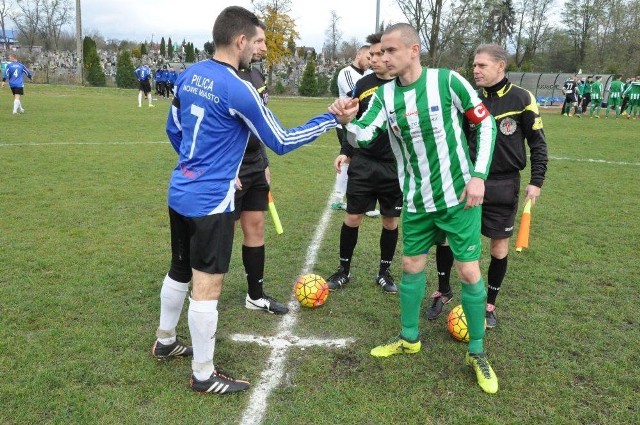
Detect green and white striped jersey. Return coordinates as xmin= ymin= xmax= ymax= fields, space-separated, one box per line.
xmin=346 ymin=67 xmax=496 ymax=213
xmin=591 ymin=81 xmax=604 ymax=100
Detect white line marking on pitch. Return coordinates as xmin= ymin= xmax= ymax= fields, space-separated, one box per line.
xmin=0 ymin=141 xmax=169 ymax=146
xmin=234 ymin=197 xmax=354 ymax=425
xmin=4 ymin=142 xmax=640 ymax=167
xmin=548 ymin=155 xmax=640 ymax=166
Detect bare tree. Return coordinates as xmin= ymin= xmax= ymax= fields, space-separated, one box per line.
xmin=338 ymin=37 xmax=359 ymax=62
xmin=39 ymin=0 xmax=73 ymax=50
xmin=512 ymin=0 xmax=555 ymax=69
xmin=564 ymin=0 xmax=606 ymax=67
xmin=395 ymin=0 xmax=479 ymax=66
xmin=323 ymin=10 xmax=342 ymax=63
xmin=12 ymin=0 xmax=41 ymax=51
xmin=11 ymin=0 xmax=71 ymax=51
xmin=0 ymin=0 xmax=14 ymax=51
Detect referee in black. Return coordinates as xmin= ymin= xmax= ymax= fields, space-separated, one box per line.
xmin=426 ymin=43 xmax=548 ymax=327
xmin=325 ymin=32 xmax=402 ymax=294
xmin=236 ymin=45 xmax=289 ymax=315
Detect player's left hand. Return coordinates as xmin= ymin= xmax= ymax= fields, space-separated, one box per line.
xmin=459 ymin=177 xmax=485 ymax=209
xmin=524 ymin=184 xmax=541 ymax=205
xmin=334 ymin=154 xmax=350 ymax=173
xmin=235 ymin=177 xmax=243 ymax=190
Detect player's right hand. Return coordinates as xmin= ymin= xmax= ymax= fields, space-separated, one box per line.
xmin=329 ymin=98 xmax=359 ymax=125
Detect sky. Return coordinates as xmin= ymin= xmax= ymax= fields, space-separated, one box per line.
xmin=76 ymin=0 xmax=407 ymax=51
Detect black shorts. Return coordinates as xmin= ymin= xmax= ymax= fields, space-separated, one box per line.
xmin=168 ymin=207 xmax=235 ymax=277
xmin=139 ymin=80 xmax=151 ymax=95
xmin=11 ymin=87 xmax=24 ymax=96
xmin=481 ymin=177 xmax=520 ymax=239
xmin=233 ymin=169 xmax=269 ymax=220
xmin=346 ymin=155 xmax=402 ymax=217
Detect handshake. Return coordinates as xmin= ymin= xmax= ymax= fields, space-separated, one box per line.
xmin=328 ymin=98 xmax=359 ymax=125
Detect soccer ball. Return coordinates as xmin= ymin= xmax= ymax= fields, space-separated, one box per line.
xmin=447 ymin=304 xmax=470 ymax=342
xmin=293 ymin=274 xmax=329 ymax=308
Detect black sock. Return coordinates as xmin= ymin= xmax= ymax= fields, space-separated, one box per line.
xmin=339 ymin=223 xmax=358 ymax=274
xmin=487 ymin=255 xmax=508 ymax=305
xmin=435 ymin=244 xmax=454 ymax=294
xmin=379 ymin=227 xmax=398 ymax=274
xmin=243 ymin=245 xmax=265 ymax=300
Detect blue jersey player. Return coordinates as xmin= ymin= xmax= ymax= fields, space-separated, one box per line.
xmin=151 ymin=6 xmax=341 ymax=395
xmin=134 ymin=63 xmax=153 ymax=107
xmin=2 ymin=53 xmax=33 ymax=115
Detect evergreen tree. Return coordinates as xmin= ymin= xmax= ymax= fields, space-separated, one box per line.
xmin=203 ymin=41 xmax=214 ymax=56
xmin=329 ymin=67 xmax=339 ymax=96
xmin=160 ymin=37 xmax=166 ymax=57
xmin=298 ymin=60 xmax=318 ymax=96
xmin=83 ymin=36 xmax=106 ymax=87
xmin=168 ymin=37 xmax=173 ymax=58
xmin=83 ymin=36 xmax=96 ymax=64
xmin=116 ymin=50 xmax=137 ymax=89
xmin=316 ymin=74 xmax=330 ymax=96
xmin=185 ymin=42 xmax=196 ymax=62
xmin=140 ymin=42 xmax=147 ymax=56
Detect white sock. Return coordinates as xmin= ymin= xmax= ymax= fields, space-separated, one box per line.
xmin=188 ymin=297 xmax=218 ymax=380
xmin=156 ymin=275 xmax=189 ymax=344
xmin=138 ymin=92 xmax=142 ymax=106
xmin=148 ymin=94 xmax=153 ymax=105
xmin=13 ymin=100 xmax=19 ymax=113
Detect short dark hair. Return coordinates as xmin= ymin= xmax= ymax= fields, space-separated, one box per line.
xmin=366 ymin=32 xmax=383 ymax=45
xmin=475 ymin=44 xmax=508 ymax=63
xmin=212 ymin=6 xmax=261 ymax=47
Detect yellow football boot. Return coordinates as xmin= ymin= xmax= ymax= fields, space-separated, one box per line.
xmin=370 ymin=335 xmax=421 ymax=357
xmin=466 ymin=352 xmax=499 ymax=394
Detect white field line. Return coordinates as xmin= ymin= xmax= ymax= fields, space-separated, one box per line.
xmin=3 ymin=141 xmax=640 ymax=167
xmin=236 ymin=197 xmax=353 ymax=425
xmin=547 ymin=155 xmax=640 ymax=166
xmin=0 ymin=141 xmax=169 ymax=146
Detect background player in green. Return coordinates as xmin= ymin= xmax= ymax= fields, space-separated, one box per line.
xmin=331 ymin=23 xmax=499 ymax=394
xmin=590 ymin=76 xmax=604 ymax=118
xmin=326 ymin=31 xmax=402 ymax=294
xmin=622 ymin=76 xmax=640 ymax=119
xmin=427 ymin=44 xmax=548 ymax=329
xmin=605 ymin=75 xmax=624 ymax=119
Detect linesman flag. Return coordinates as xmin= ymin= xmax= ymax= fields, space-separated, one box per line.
xmin=515 ymin=199 xmax=532 ymax=252
xmin=268 ymin=191 xmax=283 ymax=235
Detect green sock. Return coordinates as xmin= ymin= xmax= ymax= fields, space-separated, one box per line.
xmin=399 ymin=271 xmax=426 ymax=341
xmin=461 ymin=279 xmax=487 ymax=353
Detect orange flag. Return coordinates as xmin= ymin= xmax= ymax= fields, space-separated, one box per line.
xmin=515 ymin=199 xmax=532 ymax=252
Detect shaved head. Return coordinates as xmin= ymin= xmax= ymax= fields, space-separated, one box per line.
xmin=384 ymin=23 xmax=421 ymax=48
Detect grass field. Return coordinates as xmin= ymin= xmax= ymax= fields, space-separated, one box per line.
xmin=1 ymin=84 xmax=639 ymax=424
